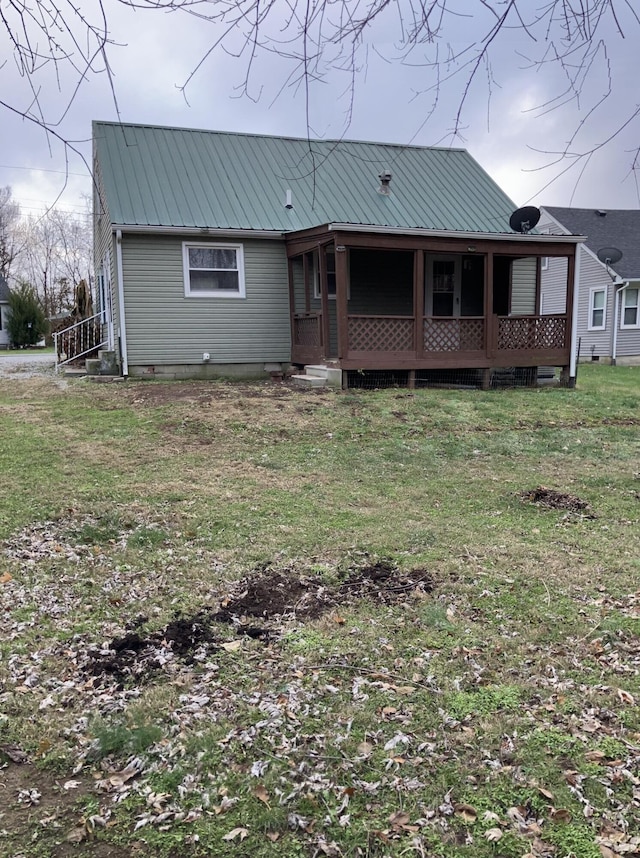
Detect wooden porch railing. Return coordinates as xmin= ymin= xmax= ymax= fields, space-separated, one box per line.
xmin=497 ymin=314 xmax=566 ymax=350
xmin=347 ymin=315 xmax=415 ymax=351
xmin=293 ymin=312 xmax=322 ymax=348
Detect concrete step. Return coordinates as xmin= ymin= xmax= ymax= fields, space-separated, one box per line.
xmin=303 ymin=364 xmax=342 ymax=387
xmin=291 ymin=373 xmax=327 ymax=389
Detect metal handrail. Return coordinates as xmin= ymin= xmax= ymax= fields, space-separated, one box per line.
xmin=54 ymin=313 xmax=107 ymax=369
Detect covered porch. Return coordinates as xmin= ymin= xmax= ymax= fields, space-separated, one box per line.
xmin=286 ymin=226 xmax=578 ymax=387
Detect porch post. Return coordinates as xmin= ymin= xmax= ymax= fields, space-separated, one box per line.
xmin=303 ymin=253 xmax=311 ymax=314
xmin=484 ymin=250 xmax=495 ymax=358
xmin=318 ymin=243 xmax=330 ymax=359
xmin=564 ymin=247 xmax=578 ymax=386
xmin=414 ymin=249 xmax=424 ymax=358
xmin=335 ymin=239 xmax=349 ymax=361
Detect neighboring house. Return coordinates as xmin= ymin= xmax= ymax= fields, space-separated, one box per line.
xmin=540 ymin=207 xmax=640 ymax=365
xmin=0 ymin=275 xmax=10 ymax=349
xmin=86 ymin=121 xmax=584 ymax=387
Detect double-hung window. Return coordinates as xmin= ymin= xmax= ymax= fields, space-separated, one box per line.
xmin=183 ymin=243 xmax=245 ymax=298
xmin=622 ymin=287 xmax=639 ymax=328
xmin=588 ymin=288 xmax=606 ymax=330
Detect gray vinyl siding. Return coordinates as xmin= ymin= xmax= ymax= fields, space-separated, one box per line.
xmin=121 ymin=235 xmax=290 ymax=365
xmin=538 ymin=214 xmax=569 ymax=317
xmin=510 ymin=257 xmax=536 ymax=314
xmin=616 ymin=283 xmax=640 ymax=357
xmin=574 ymin=251 xmax=614 ymax=359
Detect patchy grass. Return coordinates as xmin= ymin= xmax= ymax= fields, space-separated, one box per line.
xmin=0 ymin=365 xmax=639 ymax=857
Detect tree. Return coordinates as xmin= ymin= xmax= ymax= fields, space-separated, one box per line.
xmin=16 ymin=208 xmax=92 ymax=318
xmin=1 ymin=1 xmax=639 ymax=193
xmin=7 ymin=282 xmax=48 ymax=348
xmin=0 ymin=187 xmax=21 ymax=281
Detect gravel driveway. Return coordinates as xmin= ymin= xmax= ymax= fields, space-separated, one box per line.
xmin=0 ymin=352 xmax=56 ymax=379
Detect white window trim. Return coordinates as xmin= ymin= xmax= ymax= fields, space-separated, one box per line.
xmin=587 ymin=286 xmax=607 ymax=331
xmin=183 ymin=242 xmax=246 ymax=298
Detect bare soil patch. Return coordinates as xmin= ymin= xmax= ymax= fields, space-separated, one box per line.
xmin=519 ymin=486 xmax=595 ymax=516
xmin=85 ymin=561 xmax=434 ymax=684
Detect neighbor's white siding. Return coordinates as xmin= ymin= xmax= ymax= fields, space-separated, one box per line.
xmin=511 ymin=257 xmax=537 ymax=314
xmin=0 ymin=303 xmax=9 ymax=346
xmin=121 ymin=234 xmax=290 ymax=366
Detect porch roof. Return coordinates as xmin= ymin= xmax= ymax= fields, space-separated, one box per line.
xmin=95 ymin=121 xmax=539 ymax=236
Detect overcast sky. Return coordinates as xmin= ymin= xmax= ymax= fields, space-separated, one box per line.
xmin=1 ymin=0 xmax=639 ymax=221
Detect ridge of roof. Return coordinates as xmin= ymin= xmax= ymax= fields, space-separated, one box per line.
xmin=92 ymin=120 xmax=468 ymax=154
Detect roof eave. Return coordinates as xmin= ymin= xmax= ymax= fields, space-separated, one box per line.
xmin=328 ymin=222 xmax=586 ymax=243
xmin=111 ymin=224 xmax=285 ymax=240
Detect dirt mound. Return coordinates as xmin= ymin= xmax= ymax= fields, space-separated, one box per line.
xmin=88 ymin=613 xmax=219 ymax=682
xmin=520 ymin=486 xmax=595 ymax=516
xmin=86 ymin=560 xmax=434 ymax=684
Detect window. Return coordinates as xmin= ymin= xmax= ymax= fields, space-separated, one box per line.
xmin=183 ymin=243 xmax=245 ymax=297
xmin=313 ymin=247 xmax=337 ymax=299
xmin=588 ymin=288 xmax=606 ymax=330
xmin=622 ymin=287 xmax=639 ymax=328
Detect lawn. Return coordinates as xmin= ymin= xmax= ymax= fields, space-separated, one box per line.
xmin=0 ymin=365 xmax=639 ymax=858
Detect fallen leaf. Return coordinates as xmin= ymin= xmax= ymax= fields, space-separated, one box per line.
xmin=253 ymin=784 xmax=270 ymax=807
xmin=585 ymin=751 xmax=606 ymax=763
xmin=389 ymin=810 xmax=410 ymax=830
xmin=333 ymin=615 xmax=345 ymax=624
xmin=222 ymin=827 xmax=249 ymax=841
xmin=221 ymin=640 xmax=242 ymax=652
xmin=617 ymin=689 xmax=635 ymax=705
xmin=0 ymin=572 xmax=12 ymax=584
xmin=455 ymin=803 xmax=478 ymax=823
xmin=357 ymin=741 xmax=374 ymax=758
xmin=550 ymin=808 xmax=572 ymax=823
xmin=63 ymin=780 xmax=82 ymax=791
xmin=484 ymin=828 xmax=503 ymax=842
xmin=66 ymin=826 xmax=88 ymax=843
xmin=266 ymin=832 xmax=280 ymax=842
xmin=538 ymin=787 xmax=554 ymax=801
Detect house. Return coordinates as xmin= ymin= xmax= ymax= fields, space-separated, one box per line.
xmin=84 ymin=121 xmax=584 ymax=388
xmin=540 ymin=207 xmax=640 ymax=365
xmin=0 ymin=275 xmax=10 ymax=349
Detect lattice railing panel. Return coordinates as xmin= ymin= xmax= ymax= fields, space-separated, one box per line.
xmin=294 ymin=314 xmax=321 ymax=347
xmin=348 ymin=316 xmax=414 ymax=352
xmin=423 ymin=317 xmax=484 ymax=352
xmin=498 ymin=316 xmax=566 ymax=350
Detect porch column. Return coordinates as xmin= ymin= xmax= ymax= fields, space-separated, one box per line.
xmin=484 ymin=251 xmax=495 ymax=357
xmin=414 ymin=249 xmax=424 ymax=358
xmin=335 ymin=240 xmax=349 ymax=360
xmin=564 ymin=248 xmax=578 ymax=386
xmin=318 ymin=243 xmax=330 ymax=360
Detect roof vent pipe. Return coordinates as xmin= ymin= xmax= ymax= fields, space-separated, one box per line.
xmin=377 ymin=171 xmax=392 ymax=196
xmin=285 ymin=189 xmax=293 ymax=209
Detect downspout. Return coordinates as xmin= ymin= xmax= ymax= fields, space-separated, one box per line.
xmin=569 ymin=242 xmax=581 ymax=385
xmin=611 ymin=281 xmax=627 ymax=366
xmin=115 ymin=229 xmax=129 ymax=376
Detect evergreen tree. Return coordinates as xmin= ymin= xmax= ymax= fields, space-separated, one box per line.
xmin=7 ymin=281 xmax=48 ymax=348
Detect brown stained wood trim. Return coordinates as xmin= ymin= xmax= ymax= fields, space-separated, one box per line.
xmin=335 ymin=242 xmax=349 ymax=360
xmin=485 ymin=251 xmax=496 ymax=357
xmin=414 ymin=250 xmax=425 ymax=359
xmin=318 ymin=242 xmax=329 ymax=358
xmin=328 ymin=231 xmax=578 ymax=257
xmin=303 ymin=253 xmax=311 ymax=315
xmin=338 ymin=351 xmax=570 ymax=371
xmin=285 ymin=230 xmax=333 ymax=256
xmin=565 ymin=252 xmax=576 ymax=355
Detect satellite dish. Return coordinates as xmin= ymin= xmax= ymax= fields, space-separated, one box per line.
xmin=596 ymin=246 xmax=623 ymax=266
xmin=509 ymin=206 xmax=541 ymax=234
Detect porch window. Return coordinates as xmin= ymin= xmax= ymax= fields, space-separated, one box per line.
xmin=588 ymin=288 xmax=606 ymax=330
xmin=183 ymin=243 xmax=245 ymax=297
xmin=622 ymin=287 xmax=639 ymax=328
xmin=314 ymin=247 xmax=337 ymax=299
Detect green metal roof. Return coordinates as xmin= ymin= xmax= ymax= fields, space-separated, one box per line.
xmin=94 ymin=121 xmax=519 ymax=234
